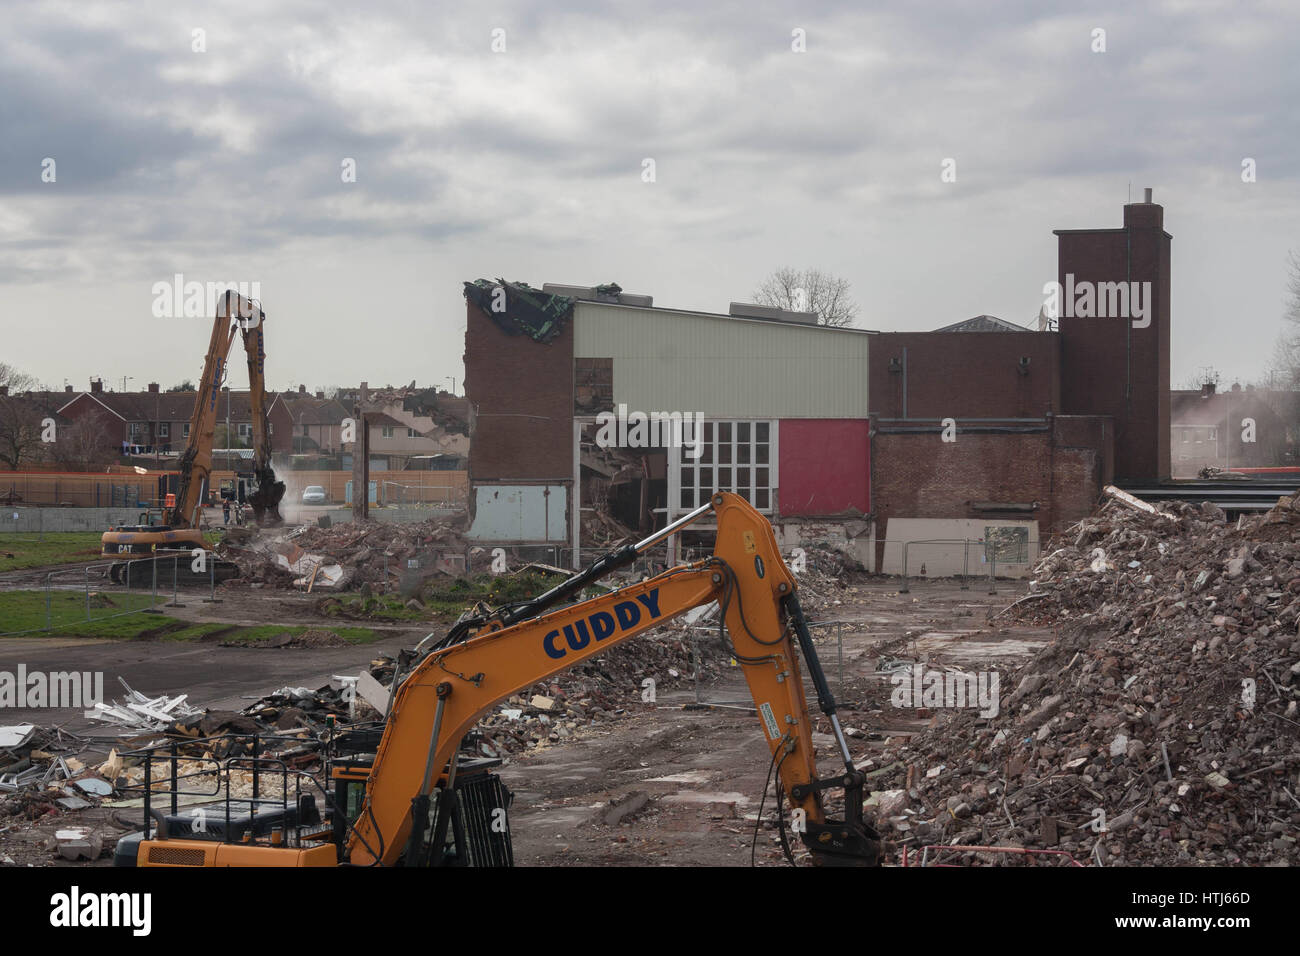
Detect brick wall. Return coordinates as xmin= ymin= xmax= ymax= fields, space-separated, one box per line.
xmin=869 ymin=332 xmax=1061 ymax=419
xmin=872 ymin=414 xmax=1111 ymax=565
xmin=464 ymin=300 xmax=574 ymax=482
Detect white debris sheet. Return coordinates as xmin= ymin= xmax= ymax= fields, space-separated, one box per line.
xmin=0 ymin=723 xmax=37 ymax=749
xmin=84 ymin=678 xmax=203 ymax=732
xmin=271 ymin=542 xmax=345 ymax=589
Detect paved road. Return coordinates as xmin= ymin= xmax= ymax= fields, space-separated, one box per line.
xmin=0 ymin=629 xmax=421 ymax=736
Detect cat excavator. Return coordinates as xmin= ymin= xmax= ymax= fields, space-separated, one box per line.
xmin=102 ymin=291 xmax=285 ymax=585
xmin=114 ymin=492 xmax=882 ymax=867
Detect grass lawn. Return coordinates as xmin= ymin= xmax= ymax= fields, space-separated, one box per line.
xmin=0 ymin=588 xmax=166 ymax=637
xmin=0 ymin=590 xmax=382 ymax=644
xmin=320 ymin=594 xmax=430 ymax=621
xmin=210 ymin=625 xmax=384 ymax=645
xmin=0 ymin=532 xmax=106 ymax=572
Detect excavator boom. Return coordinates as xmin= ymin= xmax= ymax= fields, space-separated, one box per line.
xmin=348 ymin=492 xmax=878 ymax=866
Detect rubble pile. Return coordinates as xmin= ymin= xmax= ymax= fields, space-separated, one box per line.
xmin=580 ymin=503 xmax=637 ymax=549
xmin=792 ymin=548 xmax=860 ymax=615
xmin=220 ymin=515 xmax=468 ymax=590
xmin=0 ymin=724 xmax=117 ymax=827
xmin=866 ymin=494 xmax=1300 ymax=865
xmin=476 ymin=630 xmax=724 ymax=755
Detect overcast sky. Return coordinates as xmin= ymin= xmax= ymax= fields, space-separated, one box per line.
xmin=2 ymin=0 xmax=1297 ymax=394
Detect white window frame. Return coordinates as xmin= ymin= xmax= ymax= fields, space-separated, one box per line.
xmin=157 ymin=422 xmax=169 ymax=438
xmin=382 ymin=426 xmax=395 ymax=439
xmin=183 ymin=423 xmax=190 ymax=438
xmin=668 ymin=419 xmax=778 ymax=518
xmin=407 ymin=427 xmax=419 ymax=438
xmin=238 ymin=423 xmax=252 ymax=438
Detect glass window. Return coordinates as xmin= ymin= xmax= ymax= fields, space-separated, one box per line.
xmin=672 ymin=421 xmax=777 ymax=514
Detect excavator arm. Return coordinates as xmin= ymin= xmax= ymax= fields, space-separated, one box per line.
xmin=167 ymin=296 xmax=240 ymax=529
xmin=167 ymin=291 xmax=283 ymax=528
xmin=236 ymin=297 xmax=284 ymax=525
xmin=347 ymin=492 xmax=880 ymax=866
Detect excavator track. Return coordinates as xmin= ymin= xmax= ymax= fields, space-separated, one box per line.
xmin=108 ymin=556 xmax=240 ymax=588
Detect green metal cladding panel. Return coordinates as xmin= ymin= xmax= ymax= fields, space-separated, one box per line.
xmin=573 ymin=303 xmax=871 ymax=418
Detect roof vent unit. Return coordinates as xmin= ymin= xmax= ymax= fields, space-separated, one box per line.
xmin=728 ymin=302 xmax=819 ymax=325
xmin=541 ymin=283 xmax=652 ymax=307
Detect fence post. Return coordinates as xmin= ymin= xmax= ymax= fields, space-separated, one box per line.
xmin=837 ymin=621 xmax=844 ymax=695
xmin=203 ymin=550 xmax=220 ymax=603
xmin=692 ymin=630 xmax=702 ymax=705
xmin=167 ymin=555 xmax=184 ymax=608
xmin=899 ymin=541 xmax=910 ymax=594
xmin=988 ymin=545 xmax=997 ymax=595
xmin=85 ymin=567 xmax=91 ymax=622
xmin=144 ymin=556 xmax=163 ymax=614
xmin=45 ymin=573 xmax=52 ymax=632
xmin=961 ymin=539 xmax=970 ymax=590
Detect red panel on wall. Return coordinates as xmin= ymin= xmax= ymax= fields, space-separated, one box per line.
xmin=778 ymin=419 xmax=871 ymax=516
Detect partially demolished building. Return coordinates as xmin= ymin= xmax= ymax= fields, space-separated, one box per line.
xmin=462 ymin=194 xmax=1174 ymax=574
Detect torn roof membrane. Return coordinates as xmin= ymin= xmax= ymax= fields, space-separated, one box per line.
xmin=463 ymin=278 xmax=574 ymax=343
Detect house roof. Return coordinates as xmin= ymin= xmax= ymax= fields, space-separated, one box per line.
xmin=60 ymin=390 xmax=257 ymax=422
xmin=932 ymin=315 xmax=1031 ymax=333
xmin=279 ymin=395 xmax=348 ymax=426
xmin=2 ymin=391 xmax=73 ymax=422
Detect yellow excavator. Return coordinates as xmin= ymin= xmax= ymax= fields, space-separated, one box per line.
xmin=113 ymin=493 xmax=881 ymax=867
xmin=102 ymin=291 xmax=285 ymax=585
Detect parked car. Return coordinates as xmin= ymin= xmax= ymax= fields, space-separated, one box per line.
xmin=302 ymin=485 xmax=328 ymax=505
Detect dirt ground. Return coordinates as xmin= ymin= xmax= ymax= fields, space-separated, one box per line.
xmin=0 ymin=572 xmax=1048 ymax=867
xmin=499 ymin=578 xmax=1049 ymax=866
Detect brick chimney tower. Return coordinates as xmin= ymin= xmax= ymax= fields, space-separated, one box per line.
xmin=1055 ymin=189 xmax=1172 ymax=480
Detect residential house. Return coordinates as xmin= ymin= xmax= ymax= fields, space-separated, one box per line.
xmin=58 ymin=380 xmax=263 ymax=460
xmin=1170 ymin=383 xmax=1292 ymax=476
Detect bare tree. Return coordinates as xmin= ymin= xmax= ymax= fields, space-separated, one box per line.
xmin=0 ymin=362 xmax=37 ymax=394
xmin=213 ymin=424 xmax=249 ymax=449
xmin=1268 ymin=251 xmax=1300 ymax=387
xmin=753 ymin=267 xmax=859 ymax=328
xmin=0 ymin=364 xmax=46 ymax=469
xmin=50 ymin=416 xmax=116 ymax=471
xmin=0 ymin=398 xmax=46 ymax=470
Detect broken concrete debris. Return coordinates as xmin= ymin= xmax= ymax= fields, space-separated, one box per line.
xmin=869 ymin=492 xmax=1300 ymax=865
xmin=218 ymin=514 xmax=469 ymax=591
